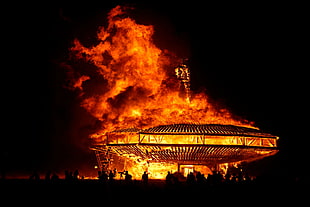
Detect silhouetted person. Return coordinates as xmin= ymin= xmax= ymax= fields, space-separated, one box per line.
xmin=237 ymin=172 xmax=243 ymax=183
xmin=224 ymin=172 xmax=231 ymax=184
xmin=45 ymin=170 xmax=52 ymax=181
xmin=29 ymin=171 xmax=40 ymax=181
xmin=196 ymin=172 xmax=206 ymax=184
xmin=213 ymin=171 xmax=223 ymax=185
xmin=98 ymin=170 xmax=102 ymax=179
xmin=186 ymin=172 xmax=196 ymax=185
xmin=244 ymin=173 xmax=251 ymax=184
xmin=108 ymin=170 xmax=115 ymax=183
xmin=165 ymin=171 xmax=173 ymax=186
xmin=51 ymin=173 xmax=59 ymax=181
xmin=172 ymin=173 xmax=180 ymax=186
xmin=98 ymin=170 xmax=108 ymax=182
xmin=65 ymin=170 xmax=73 ymax=181
xmin=142 ymin=171 xmax=148 ymax=185
xmin=124 ymin=171 xmax=132 ymax=184
xmin=231 ymin=173 xmax=237 ymax=184
xmin=73 ymin=169 xmax=79 ymax=180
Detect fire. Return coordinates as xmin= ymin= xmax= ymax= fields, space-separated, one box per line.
xmin=67 ymin=5 xmax=257 ymax=179
xmin=69 ymin=5 xmax=254 ymax=134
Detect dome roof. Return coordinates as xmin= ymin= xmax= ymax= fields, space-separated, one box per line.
xmin=140 ymin=124 xmax=277 ymax=138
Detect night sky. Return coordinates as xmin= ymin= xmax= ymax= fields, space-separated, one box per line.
xmin=2 ymin=1 xmax=307 ymax=178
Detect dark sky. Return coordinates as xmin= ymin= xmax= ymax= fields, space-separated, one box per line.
xmin=2 ymin=1 xmax=307 ymax=178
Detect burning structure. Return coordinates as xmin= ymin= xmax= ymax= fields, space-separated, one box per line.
xmin=90 ymin=123 xmax=278 ymax=179
xmin=67 ymin=5 xmax=279 ymax=179
xmin=88 ymin=60 xmax=279 ymax=179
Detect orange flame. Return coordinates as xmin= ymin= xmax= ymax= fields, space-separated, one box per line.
xmin=68 ymin=5 xmax=254 ymax=136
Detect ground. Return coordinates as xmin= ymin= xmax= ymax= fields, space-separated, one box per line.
xmin=0 ymin=177 xmax=307 ymax=205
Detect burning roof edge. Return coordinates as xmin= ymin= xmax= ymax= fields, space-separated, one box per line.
xmin=109 ymin=124 xmax=278 ymax=138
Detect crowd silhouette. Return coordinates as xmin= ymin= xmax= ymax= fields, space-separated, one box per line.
xmin=5 ymin=167 xmax=306 ymax=188
xmin=0 ymin=167 xmax=307 ymax=201
xmin=164 ymin=170 xmax=254 ymax=188
xmin=0 ymin=168 xmax=306 ymax=205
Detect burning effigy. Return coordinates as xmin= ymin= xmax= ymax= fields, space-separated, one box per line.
xmin=67 ymin=5 xmax=279 ymax=179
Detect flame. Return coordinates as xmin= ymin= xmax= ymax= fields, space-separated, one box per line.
xmin=67 ymin=5 xmax=257 ymax=179
xmin=69 ymin=5 xmax=254 ymax=136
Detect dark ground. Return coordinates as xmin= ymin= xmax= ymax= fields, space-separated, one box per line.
xmin=0 ymin=177 xmax=307 ymax=205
